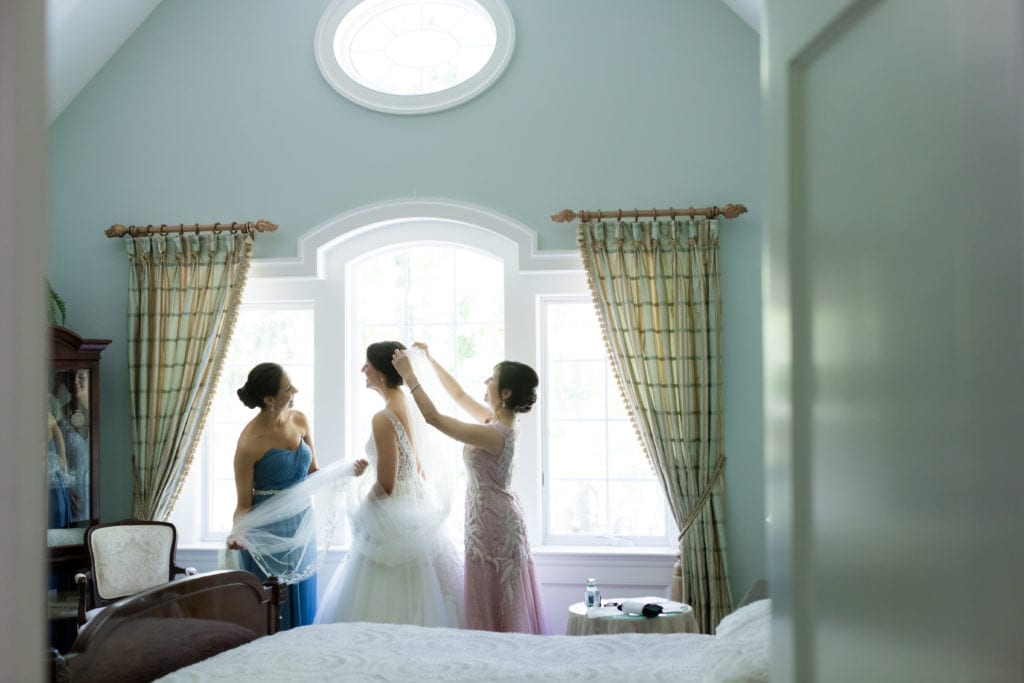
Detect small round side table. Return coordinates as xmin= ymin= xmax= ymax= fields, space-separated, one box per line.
xmin=566 ymin=599 xmax=698 ymax=635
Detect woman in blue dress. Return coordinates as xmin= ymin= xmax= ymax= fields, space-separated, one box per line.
xmin=228 ymin=362 xmax=368 ymax=630
xmin=46 ymin=412 xmax=72 ymax=529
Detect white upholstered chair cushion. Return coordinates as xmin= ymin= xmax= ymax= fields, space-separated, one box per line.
xmin=89 ymin=524 xmax=176 ymax=600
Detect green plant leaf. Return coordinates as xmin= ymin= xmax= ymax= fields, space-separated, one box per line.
xmin=46 ymin=279 xmax=67 ymax=326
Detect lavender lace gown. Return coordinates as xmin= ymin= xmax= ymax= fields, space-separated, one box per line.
xmin=463 ymin=420 xmax=546 ymax=633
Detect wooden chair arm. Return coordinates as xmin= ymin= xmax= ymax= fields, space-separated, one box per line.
xmin=74 ymin=572 xmax=90 ymax=628
xmin=263 ymin=576 xmax=284 ymax=635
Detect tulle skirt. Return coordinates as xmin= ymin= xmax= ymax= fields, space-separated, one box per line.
xmin=314 ymin=483 xmax=464 ymax=628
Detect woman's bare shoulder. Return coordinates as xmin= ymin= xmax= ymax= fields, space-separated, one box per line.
xmin=371 ymin=409 xmax=395 ymax=429
xmin=234 ymin=430 xmax=265 ymax=465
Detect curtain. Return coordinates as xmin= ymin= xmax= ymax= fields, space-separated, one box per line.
xmin=577 ymin=218 xmax=731 ymax=632
xmin=125 ymin=232 xmax=252 ymax=520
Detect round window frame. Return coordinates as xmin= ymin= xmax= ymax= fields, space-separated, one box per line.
xmin=314 ymin=0 xmax=514 ymax=115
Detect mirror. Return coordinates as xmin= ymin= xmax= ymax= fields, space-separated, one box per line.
xmin=48 ymin=326 xmax=110 ymax=550
xmin=47 ymin=368 xmax=92 ymax=532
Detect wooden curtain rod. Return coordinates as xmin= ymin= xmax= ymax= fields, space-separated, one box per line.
xmin=104 ymin=219 xmax=279 ymax=238
xmin=550 ymin=204 xmax=747 ymax=223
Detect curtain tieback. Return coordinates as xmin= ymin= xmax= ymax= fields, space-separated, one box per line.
xmin=677 ymin=453 xmax=726 ymax=542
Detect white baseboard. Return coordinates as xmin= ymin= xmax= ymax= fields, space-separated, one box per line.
xmin=175 ymin=546 xmax=678 ymax=636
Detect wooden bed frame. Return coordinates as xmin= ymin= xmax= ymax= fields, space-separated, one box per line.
xmin=49 ymin=570 xmax=283 ymax=683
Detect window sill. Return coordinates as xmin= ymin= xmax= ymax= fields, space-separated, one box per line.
xmin=179 ymin=543 xmax=675 ymax=555
xmin=531 ymin=546 xmax=678 ymax=566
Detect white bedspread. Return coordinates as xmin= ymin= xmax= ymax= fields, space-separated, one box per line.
xmin=157 ymin=621 xmax=716 ymax=682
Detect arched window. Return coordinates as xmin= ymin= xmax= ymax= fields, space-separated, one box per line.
xmin=171 ymin=200 xmax=670 ymax=550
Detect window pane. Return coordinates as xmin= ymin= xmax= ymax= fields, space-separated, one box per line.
xmin=606 ymin=420 xmax=651 ymax=479
xmin=334 ymin=0 xmax=499 ymax=97
xmin=547 ymin=420 xmax=607 ymax=479
xmin=608 ymin=481 xmax=665 ymax=536
xmin=546 ymin=303 xmax=606 ymax=360
xmin=351 ymin=245 xmax=504 ymax=547
xmin=547 ymin=360 xmax=607 ymax=420
xmin=547 ymin=479 xmax=608 ymax=535
xmin=196 ymin=305 xmax=315 ymax=542
xmin=544 ymin=298 xmax=666 ymax=544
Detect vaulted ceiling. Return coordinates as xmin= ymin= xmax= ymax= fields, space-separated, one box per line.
xmin=44 ymin=0 xmax=761 ymax=124
xmin=46 ymin=0 xmax=163 ymax=123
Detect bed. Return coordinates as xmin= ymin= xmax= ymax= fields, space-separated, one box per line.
xmin=51 ymin=570 xmax=770 ymax=682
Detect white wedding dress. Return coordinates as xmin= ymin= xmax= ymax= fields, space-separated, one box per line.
xmin=314 ymin=409 xmax=465 ymax=628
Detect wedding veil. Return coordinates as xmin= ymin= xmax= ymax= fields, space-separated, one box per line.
xmin=342 ymin=346 xmax=458 ymax=566
xmin=224 ymin=347 xmax=458 ymax=584
xmin=225 ymin=459 xmax=360 ymax=584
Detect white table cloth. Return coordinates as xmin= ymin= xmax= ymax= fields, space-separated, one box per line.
xmin=566 ymin=598 xmax=698 ymax=635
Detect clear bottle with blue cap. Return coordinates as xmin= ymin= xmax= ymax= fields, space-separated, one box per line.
xmin=584 ymin=577 xmax=601 ymax=608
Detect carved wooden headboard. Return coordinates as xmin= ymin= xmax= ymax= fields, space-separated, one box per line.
xmin=51 ymin=570 xmax=282 ymax=683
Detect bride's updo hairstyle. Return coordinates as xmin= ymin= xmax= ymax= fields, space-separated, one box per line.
xmin=237 ymin=362 xmax=284 ymax=410
xmin=367 ymin=341 xmax=407 ymax=388
xmin=495 ymin=361 xmax=539 ymax=414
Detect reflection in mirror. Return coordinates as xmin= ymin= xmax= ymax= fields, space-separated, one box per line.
xmin=47 ymin=368 xmax=91 ymax=531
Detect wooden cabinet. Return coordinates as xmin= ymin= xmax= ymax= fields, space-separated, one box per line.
xmin=47 ymin=325 xmax=110 ymax=649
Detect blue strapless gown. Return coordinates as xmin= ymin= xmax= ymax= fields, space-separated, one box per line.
xmin=47 ymin=439 xmax=71 ymax=529
xmin=241 ymin=442 xmax=317 ymax=630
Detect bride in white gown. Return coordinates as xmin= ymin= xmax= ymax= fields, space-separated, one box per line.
xmin=314 ymin=341 xmax=464 ymax=628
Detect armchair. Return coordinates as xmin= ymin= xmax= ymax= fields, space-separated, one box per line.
xmin=75 ymin=519 xmax=197 ymax=629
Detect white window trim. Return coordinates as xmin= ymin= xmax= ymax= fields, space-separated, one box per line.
xmin=179 ymin=198 xmax=672 ymax=552
xmin=313 ymin=0 xmax=515 ymax=115
xmin=247 ymin=203 xmax=571 ymax=541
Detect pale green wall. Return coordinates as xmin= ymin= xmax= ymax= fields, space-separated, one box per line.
xmin=48 ymin=0 xmax=763 ymax=600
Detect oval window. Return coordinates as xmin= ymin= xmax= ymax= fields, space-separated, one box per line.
xmin=314 ymin=0 xmax=514 ymax=115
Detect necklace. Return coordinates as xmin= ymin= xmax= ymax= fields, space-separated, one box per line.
xmin=70 ymin=409 xmax=86 ymax=428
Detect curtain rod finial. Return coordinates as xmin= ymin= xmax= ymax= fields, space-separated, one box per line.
xmin=720 ymin=204 xmax=748 ymax=219
xmin=253 ymin=220 xmax=279 ymax=233
xmin=551 ymin=209 xmax=577 ymax=223
xmin=106 ymin=224 xmax=128 ymax=238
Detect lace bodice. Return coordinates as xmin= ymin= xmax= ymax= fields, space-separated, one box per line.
xmin=365 ymin=409 xmax=422 ymax=493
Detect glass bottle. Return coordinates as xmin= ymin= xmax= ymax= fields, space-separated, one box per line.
xmin=584 ymin=577 xmax=601 ymax=608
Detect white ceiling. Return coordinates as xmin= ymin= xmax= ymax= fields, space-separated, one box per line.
xmin=44 ymin=0 xmax=761 ymax=125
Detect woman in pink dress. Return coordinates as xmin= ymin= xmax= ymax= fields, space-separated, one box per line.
xmin=392 ymin=343 xmax=546 ymax=634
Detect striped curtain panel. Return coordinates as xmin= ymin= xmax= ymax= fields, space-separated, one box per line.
xmin=125 ymin=232 xmax=251 ymax=520
xmin=577 ymin=218 xmax=731 ymax=632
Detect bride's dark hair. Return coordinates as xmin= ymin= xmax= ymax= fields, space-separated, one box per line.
xmin=367 ymin=341 xmax=406 ymax=388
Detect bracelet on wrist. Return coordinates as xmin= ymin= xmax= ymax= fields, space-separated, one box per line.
xmin=409 ymin=383 xmax=422 ymax=394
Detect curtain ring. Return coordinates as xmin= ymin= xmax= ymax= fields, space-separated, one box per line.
xmin=178 ymin=224 xmax=184 ymax=236
xmin=617 ymin=209 xmax=622 ymax=222
xmin=633 ymin=209 xmax=639 ymax=222
xmin=194 ymin=223 xmax=200 ymax=236
xmin=652 ymin=208 xmax=658 ymax=220
xmin=597 ymin=209 xmax=603 ymax=221
xmin=212 ymin=222 xmax=221 ymax=234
